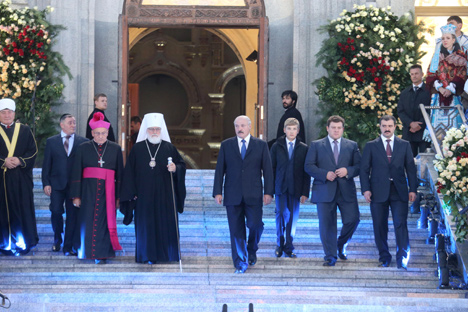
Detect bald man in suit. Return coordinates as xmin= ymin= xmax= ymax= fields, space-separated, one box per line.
xmin=213 ymin=115 xmax=274 ymax=274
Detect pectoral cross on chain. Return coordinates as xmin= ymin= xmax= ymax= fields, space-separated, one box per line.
xmin=98 ymin=157 xmax=105 ymax=168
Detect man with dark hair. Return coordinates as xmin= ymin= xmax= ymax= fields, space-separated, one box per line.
xmin=305 ymin=115 xmax=361 ymax=266
xmin=436 ymin=16 xmax=468 ymax=50
xmin=85 ymin=93 xmax=116 ymax=142
xmin=397 ymin=64 xmax=431 ymax=157
xmin=268 ymin=90 xmax=306 ymax=148
xmin=360 ymin=115 xmax=417 ymax=270
xmin=42 ymin=114 xmax=88 ymax=255
xmin=130 ymin=116 xmax=142 ymax=145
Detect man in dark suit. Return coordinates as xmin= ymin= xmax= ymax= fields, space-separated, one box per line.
xmin=268 ymin=90 xmax=306 ymax=148
xmin=85 ymin=93 xmax=116 ymax=142
xmin=397 ymin=64 xmax=431 ymax=157
xmin=42 ymin=114 xmax=88 ymax=255
xmin=213 ymin=115 xmax=274 ymax=274
xmin=305 ymin=115 xmax=361 ymax=266
xmin=270 ymin=118 xmax=311 ymax=258
xmin=360 ymin=115 xmax=417 ymax=270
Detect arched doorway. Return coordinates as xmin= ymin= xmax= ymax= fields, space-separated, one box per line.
xmin=119 ymin=0 xmax=268 ymax=168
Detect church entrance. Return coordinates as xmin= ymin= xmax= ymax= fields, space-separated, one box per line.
xmin=119 ymin=0 xmax=268 ymax=169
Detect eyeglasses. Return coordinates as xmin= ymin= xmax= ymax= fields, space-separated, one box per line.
xmin=93 ymin=131 xmax=108 ymax=136
xmin=147 ymin=127 xmax=161 ymax=133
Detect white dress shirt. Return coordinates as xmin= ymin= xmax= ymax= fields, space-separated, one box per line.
xmin=328 ymin=136 xmax=341 ymax=154
xmin=61 ymin=131 xmax=75 ymax=157
xmin=237 ymin=134 xmax=251 ymax=154
xmin=381 ymin=134 xmax=394 ymax=151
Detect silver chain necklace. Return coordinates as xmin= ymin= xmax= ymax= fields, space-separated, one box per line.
xmin=92 ymin=140 xmax=108 ymax=168
xmin=145 ymin=139 xmax=161 ymax=169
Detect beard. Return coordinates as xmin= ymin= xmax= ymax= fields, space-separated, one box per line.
xmin=147 ymin=135 xmax=161 ymax=144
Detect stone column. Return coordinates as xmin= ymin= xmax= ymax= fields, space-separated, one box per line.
xmin=27 ymin=0 xmax=96 ymax=136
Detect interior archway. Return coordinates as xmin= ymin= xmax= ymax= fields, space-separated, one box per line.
xmin=120 ymin=0 xmax=268 ymax=168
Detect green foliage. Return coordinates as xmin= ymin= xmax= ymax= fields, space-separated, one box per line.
xmin=314 ymin=4 xmax=429 ymax=148
xmin=0 ymin=1 xmax=71 ymax=164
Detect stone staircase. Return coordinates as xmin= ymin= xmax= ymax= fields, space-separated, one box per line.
xmin=0 ymin=169 xmax=467 ymax=311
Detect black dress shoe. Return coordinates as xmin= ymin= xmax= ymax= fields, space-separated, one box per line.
xmin=63 ymin=250 xmax=77 ymax=256
xmin=284 ymin=252 xmax=297 ymax=258
xmin=275 ymin=246 xmax=283 ymax=258
xmin=378 ymin=260 xmax=391 ymax=267
xmin=147 ymin=261 xmax=155 ymax=265
xmin=248 ymin=253 xmax=257 ymax=266
xmin=397 ymin=263 xmax=407 ymax=270
xmin=95 ymin=259 xmax=107 ymax=265
xmin=323 ymin=259 xmax=336 ymax=266
xmin=52 ymin=242 xmax=61 ymax=252
xmin=338 ymin=246 xmax=348 ymax=260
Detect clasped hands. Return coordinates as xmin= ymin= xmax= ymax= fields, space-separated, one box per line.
xmin=438 ymin=87 xmax=452 ymax=98
xmin=72 ymin=197 xmax=120 ymax=209
xmin=3 ymin=156 xmax=21 ymax=169
xmin=326 ymin=168 xmax=348 ymax=181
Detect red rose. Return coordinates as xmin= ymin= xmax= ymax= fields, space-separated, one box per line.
xmin=18 ymin=49 xmax=24 ymax=56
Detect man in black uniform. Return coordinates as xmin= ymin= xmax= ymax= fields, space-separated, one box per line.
xmin=397 ymin=65 xmax=431 ymax=157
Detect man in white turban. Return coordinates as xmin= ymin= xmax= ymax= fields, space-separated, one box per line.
xmin=120 ymin=113 xmax=186 ymax=264
xmin=0 ymin=98 xmax=39 ymax=256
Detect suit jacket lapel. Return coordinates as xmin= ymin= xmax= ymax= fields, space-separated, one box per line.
xmin=323 ymin=138 xmax=336 ymax=165
xmin=376 ymin=137 xmax=389 ymax=162
xmin=338 ymin=139 xmax=347 ymax=165
xmin=391 ymin=138 xmax=400 ymax=164
xmin=233 ymin=137 xmax=242 ymax=159
xmin=69 ymin=135 xmax=80 ymax=157
xmin=244 ymin=137 xmax=254 ymax=159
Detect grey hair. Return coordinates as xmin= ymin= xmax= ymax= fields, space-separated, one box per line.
xmin=234 ymin=115 xmax=251 ymax=125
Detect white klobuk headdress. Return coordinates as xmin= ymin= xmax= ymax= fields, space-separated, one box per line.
xmin=136 ymin=113 xmax=171 ymax=143
xmin=0 ymin=98 xmax=16 ymax=111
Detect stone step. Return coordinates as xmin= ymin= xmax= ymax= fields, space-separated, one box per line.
xmin=4 ymin=292 xmax=468 ymax=312
xmin=0 ymin=169 xmax=454 ymax=311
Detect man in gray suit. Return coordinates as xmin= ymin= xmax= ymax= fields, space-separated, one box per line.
xmin=305 ymin=115 xmax=361 ymax=266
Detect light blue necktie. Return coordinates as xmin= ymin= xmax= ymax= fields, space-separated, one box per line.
xmin=241 ymin=139 xmax=246 ymax=160
xmin=288 ymin=142 xmax=293 ymax=160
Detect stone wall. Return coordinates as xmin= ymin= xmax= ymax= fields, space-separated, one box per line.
xmin=15 ymin=0 xmax=414 ymax=141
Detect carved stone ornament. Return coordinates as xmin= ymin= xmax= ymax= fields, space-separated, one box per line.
xmin=140 ymin=8 xmax=192 ymax=18
xmin=127 ymin=4 xmax=139 ymax=17
xmin=195 ymin=9 xmax=248 ymax=18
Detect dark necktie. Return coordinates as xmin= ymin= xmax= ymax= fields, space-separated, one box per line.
xmin=288 ymin=142 xmax=294 ymax=160
xmin=333 ymin=140 xmax=339 ymax=164
xmin=64 ymin=135 xmax=71 ymax=155
xmin=386 ymin=139 xmax=392 ymax=163
xmin=414 ymin=86 xmax=419 ymax=92
xmin=241 ymin=139 xmax=246 ymax=160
